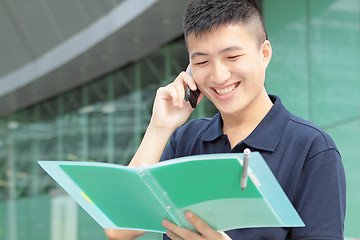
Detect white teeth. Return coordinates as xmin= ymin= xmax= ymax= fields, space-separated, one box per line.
xmin=215 ymin=83 xmax=238 ymax=95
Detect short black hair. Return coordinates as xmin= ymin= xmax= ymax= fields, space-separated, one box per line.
xmin=183 ymin=0 xmax=267 ymax=47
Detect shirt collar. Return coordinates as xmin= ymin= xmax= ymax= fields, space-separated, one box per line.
xmin=201 ymin=112 xmax=224 ymax=141
xmin=201 ymin=95 xmax=291 ymax=152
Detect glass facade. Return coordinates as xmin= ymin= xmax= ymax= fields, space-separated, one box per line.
xmin=263 ymin=1 xmax=360 ymax=238
xmin=0 ymin=37 xmax=218 ymax=240
xmin=0 ymin=0 xmax=359 ymax=239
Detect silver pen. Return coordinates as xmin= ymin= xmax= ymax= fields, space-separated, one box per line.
xmin=241 ymin=148 xmax=251 ymax=191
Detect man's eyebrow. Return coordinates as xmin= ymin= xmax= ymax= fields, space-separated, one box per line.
xmin=220 ymin=46 xmax=243 ymax=53
xmin=190 ymin=52 xmax=208 ymax=59
xmin=190 ymin=46 xmax=243 ymax=59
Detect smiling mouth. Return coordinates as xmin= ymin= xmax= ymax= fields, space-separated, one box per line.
xmin=214 ymin=82 xmax=240 ymax=96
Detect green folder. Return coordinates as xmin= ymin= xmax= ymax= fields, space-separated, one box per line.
xmin=39 ymin=152 xmax=304 ymax=237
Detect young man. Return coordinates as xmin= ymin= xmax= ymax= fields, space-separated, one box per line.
xmin=106 ymin=0 xmax=346 ymax=239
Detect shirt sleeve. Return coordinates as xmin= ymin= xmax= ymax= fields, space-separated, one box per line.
xmin=291 ymin=149 xmax=346 ymax=239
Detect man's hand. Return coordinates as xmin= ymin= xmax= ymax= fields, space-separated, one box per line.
xmin=128 ymin=66 xmax=203 ymax=167
xmin=150 ymin=66 xmax=203 ymax=133
xmin=162 ymin=212 xmax=231 ymax=240
xmin=104 ymin=229 xmax=145 ymax=240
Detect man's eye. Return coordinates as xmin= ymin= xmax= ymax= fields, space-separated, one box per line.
xmin=195 ymin=61 xmax=208 ymax=65
xmin=228 ymin=55 xmax=240 ymax=60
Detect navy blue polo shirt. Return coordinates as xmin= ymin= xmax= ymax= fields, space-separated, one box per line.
xmin=160 ymin=95 xmax=346 ymax=240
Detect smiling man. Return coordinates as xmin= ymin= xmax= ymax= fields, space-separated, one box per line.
xmin=105 ymin=0 xmax=346 ymax=240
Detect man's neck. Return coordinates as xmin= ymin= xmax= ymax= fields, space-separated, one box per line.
xmin=221 ymin=91 xmax=273 ymax=149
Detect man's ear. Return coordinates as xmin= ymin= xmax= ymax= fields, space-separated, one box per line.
xmin=261 ymin=40 xmax=272 ymax=68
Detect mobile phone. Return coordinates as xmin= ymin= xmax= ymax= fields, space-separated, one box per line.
xmin=185 ymin=86 xmax=201 ymax=108
xmin=184 ymin=68 xmax=201 ymax=108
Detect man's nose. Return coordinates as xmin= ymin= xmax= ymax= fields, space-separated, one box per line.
xmin=211 ymin=63 xmax=231 ymax=84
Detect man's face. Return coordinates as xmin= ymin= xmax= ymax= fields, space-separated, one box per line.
xmin=187 ymin=24 xmax=271 ymax=117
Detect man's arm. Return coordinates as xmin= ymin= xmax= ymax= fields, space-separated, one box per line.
xmin=105 ymin=69 xmax=201 ymax=240
xmin=129 ymin=69 xmax=200 ymax=167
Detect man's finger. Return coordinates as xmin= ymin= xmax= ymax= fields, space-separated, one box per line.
xmin=178 ymin=71 xmax=197 ymax=91
xmin=162 ymin=219 xmax=202 ymax=240
xmin=185 ymin=212 xmax=217 ymax=237
xmin=167 ymin=230 xmax=183 ymax=240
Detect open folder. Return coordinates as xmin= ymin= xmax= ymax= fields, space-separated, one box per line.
xmin=39 ymin=152 xmax=304 ymax=236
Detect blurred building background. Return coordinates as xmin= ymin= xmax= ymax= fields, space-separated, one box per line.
xmin=0 ymin=0 xmax=359 ymax=239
